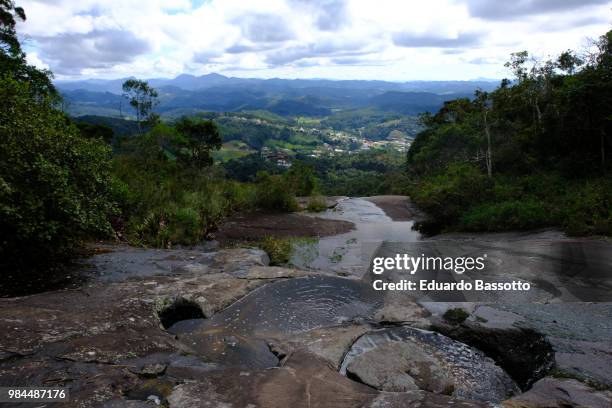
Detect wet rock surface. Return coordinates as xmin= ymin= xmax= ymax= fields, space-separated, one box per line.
xmin=432 ymin=312 xmax=555 ymax=389
xmin=1 ymin=197 xmax=611 ymax=407
xmin=169 ymin=275 xmax=383 ymax=368
xmin=425 ymin=302 xmax=612 ymax=390
xmin=502 ymin=377 xmax=612 ymax=408
xmin=341 ymin=326 xmax=519 ymax=402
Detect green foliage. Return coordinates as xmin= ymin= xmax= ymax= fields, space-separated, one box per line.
xmin=174 ymin=117 xmax=222 ymax=168
xmin=407 ymin=30 xmax=612 ymax=236
xmin=410 ymin=163 xmax=491 ymax=226
xmin=254 ymin=171 xmax=298 ymax=212
xmin=306 ymin=196 xmax=327 ymax=212
xmin=223 ymin=153 xmax=281 ymax=182
xmin=443 ymin=308 xmax=469 ymax=324
xmin=122 ymin=79 xmax=159 ymax=133
xmin=0 ymin=76 xmax=115 ymax=269
xmin=76 ymin=122 xmax=114 ymax=144
xmin=112 ymin=128 xmax=256 ymax=247
xmin=561 ymin=179 xmax=612 ymax=236
xmin=460 ymin=200 xmax=551 ymax=232
xmin=284 ymin=161 xmax=318 ymax=196
xmin=259 ymin=236 xmax=293 ymax=265
xmin=321 ymin=109 xmax=422 ymax=141
xmin=0 ymin=1 xmax=56 ymax=99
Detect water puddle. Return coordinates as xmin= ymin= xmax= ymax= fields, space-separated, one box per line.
xmin=292 ymin=198 xmax=421 ymax=277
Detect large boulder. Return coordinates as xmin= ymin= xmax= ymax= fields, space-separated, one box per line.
xmin=346 ymin=340 xmax=454 ymax=393
xmin=342 ymin=326 xmax=519 ymax=403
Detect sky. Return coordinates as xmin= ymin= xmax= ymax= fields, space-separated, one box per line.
xmin=17 ymin=0 xmax=612 ymax=81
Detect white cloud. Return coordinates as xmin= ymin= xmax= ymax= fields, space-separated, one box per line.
xmin=17 ymin=0 xmax=612 ymax=80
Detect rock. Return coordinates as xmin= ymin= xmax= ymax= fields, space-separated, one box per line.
xmin=374 ymin=293 xmax=431 ymax=328
xmin=547 ymin=337 xmax=612 ymax=389
xmin=431 ymin=306 xmax=555 ymax=389
xmin=166 ymin=350 xmax=490 ymax=408
xmin=210 ymin=248 xmax=270 ymax=275
xmin=243 ymin=265 xmax=314 ymax=280
xmin=503 ymin=377 xmax=612 ymax=408
xmin=341 ymin=327 xmax=519 ymax=403
xmin=367 ymin=391 xmax=488 ymax=408
xmin=174 ymin=275 xmax=383 ymax=369
xmin=168 ymin=351 xmax=377 ymax=408
xmin=139 ymin=363 xmax=167 ymax=377
xmin=433 ymin=303 xmax=612 ymax=390
xmin=0 ymin=247 xmax=315 ymax=407
xmin=346 ymin=340 xmax=454 ymax=393
xmin=283 ymin=324 xmax=372 ymax=369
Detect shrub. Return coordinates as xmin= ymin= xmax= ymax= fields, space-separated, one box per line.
xmin=255 ymin=171 xmax=298 ymax=212
xmin=0 ymin=77 xmax=115 ymax=270
xmin=112 ymin=136 xmax=260 ymax=247
xmin=443 ymin=308 xmax=469 ymax=324
xmin=306 ymin=195 xmax=327 ymax=212
xmin=410 ymin=163 xmax=491 ymax=226
xmin=260 ymin=236 xmax=293 ymax=265
xmin=460 ymin=200 xmax=551 ymax=231
xmin=561 ymin=180 xmax=612 ymax=236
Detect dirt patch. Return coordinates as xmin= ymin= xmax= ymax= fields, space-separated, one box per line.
xmin=214 ymin=212 xmax=354 ymax=244
xmin=365 ymin=196 xmax=422 ymax=221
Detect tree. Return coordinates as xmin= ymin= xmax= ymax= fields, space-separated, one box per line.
xmin=475 ymin=90 xmax=493 ymax=177
xmin=122 ymin=79 xmax=159 ymax=134
xmin=0 ymin=77 xmax=115 ymax=272
xmin=0 ymin=1 xmax=56 ymax=99
xmin=504 ymin=51 xmax=529 ymax=83
xmin=284 ymin=161 xmax=318 ymax=196
xmin=175 ymin=117 xmax=222 ymax=169
xmin=0 ymin=3 xmax=114 ymax=279
xmin=557 ymin=50 xmax=584 ymax=75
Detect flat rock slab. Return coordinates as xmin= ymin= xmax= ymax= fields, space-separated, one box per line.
xmin=167 ymin=350 xmax=487 ymax=408
xmin=503 ymin=377 xmax=612 ymax=408
xmin=341 ymin=326 xmax=519 ymax=403
xmin=173 ymin=275 xmax=384 ymax=368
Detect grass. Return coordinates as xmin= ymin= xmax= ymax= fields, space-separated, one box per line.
xmin=259 ymin=236 xmax=293 ymax=265
xmin=306 ymin=196 xmax=327 ymax=212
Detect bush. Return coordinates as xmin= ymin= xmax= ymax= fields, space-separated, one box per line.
xmin=306 ymin=195 xmax=327 ymax=212
xmin=255 ymin=171 xmax=298 ymax=212
xmin=0 ymin=77 xmax=115 ymax=269
xmin=460 ymin=200 xmax=552 ymax=231
xmin=410 ymin=163 xmax=491 ymax=226
xmin=443 ymin=308 xmax=469 ymax=324
xmin=259 ymin=236 xmax=293 ymax=265
xmin=561 ymin=180 xmax=612 ymax=236
xmin=112 ymin=134 xmax=259 ymax=247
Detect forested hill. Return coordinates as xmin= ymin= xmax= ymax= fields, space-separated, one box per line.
xmin=407 ymin=31 xmax=612 ymax=237
xmin=57 ymin=75 xmax=497 ymax=118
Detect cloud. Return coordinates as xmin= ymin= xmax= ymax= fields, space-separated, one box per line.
xmin=225 ymin=43 xmax=276 ymax=54
xmin=392 ymin=31 xmax=481 ymax=48
xmin=466 ymin=56 xmax=503 ymax=65
xmin=16 ymin=0 xmax=612 ymax=80
xmin=234 ymin=13 xmax=295 ymax=43
xmin=35 ymin=29 xmax=151 ymax=74
xmin=265 ymin=38 xmax=370 ymax=65
xmin=192 ymin=50 xmax=224 ymax=64
xmin=289 ymin=0 xmax=350 ymax=31
xmin=460 ymin=0 xmax=611 ymax=20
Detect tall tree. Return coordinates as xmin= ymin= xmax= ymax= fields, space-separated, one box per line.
xmin=175 ymin=117 xmax=222 ymax=169
xmin=122 ymin=79 xmax=159 ymax=134
xmin=0 ymin=1 xmax=56 ymax=98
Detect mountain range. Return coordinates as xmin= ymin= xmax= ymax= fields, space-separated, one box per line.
xmin=57 ymin=73 xmax=500 ymax=118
